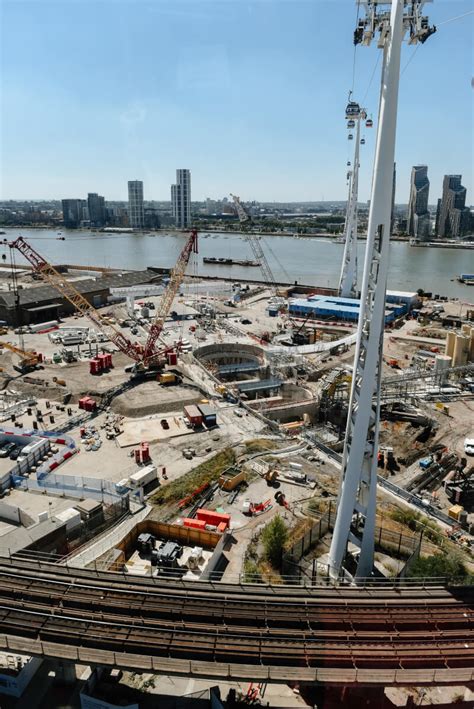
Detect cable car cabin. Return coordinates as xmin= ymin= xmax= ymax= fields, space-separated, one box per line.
xmin=346 ymin=172 xmax=351 ymax=181
xmin=347 ymin=161 xmax=351 ymax=166
xmin=360 ymin=138 xmax=366 ymax=145
xmin=348 ymin=133 xmax=353 ymax=140
xmin=345 ymin=101 xmax=360 ymax=118
xmin=347 ymin=119 xmax=356 ymax=129
xmin=366 ymin=118 xmax=373 ymax=128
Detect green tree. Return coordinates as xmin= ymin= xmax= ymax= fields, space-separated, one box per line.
xmin=262 ymin=515 xmax=288 ymax=568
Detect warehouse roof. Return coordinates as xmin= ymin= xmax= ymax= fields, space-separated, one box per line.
xmin=0 ymin=270 xmax=159 ymax=308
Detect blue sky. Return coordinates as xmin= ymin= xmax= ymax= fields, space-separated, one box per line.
xmin=0 ymin=0 xmax=472 ymax=203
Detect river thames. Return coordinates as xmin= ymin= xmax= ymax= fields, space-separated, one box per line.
xmin=1 ymin=228 xmax=472 ymax=300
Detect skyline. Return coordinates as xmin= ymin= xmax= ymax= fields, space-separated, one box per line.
xmin=0 ymin=1 xmax=472 ymax=203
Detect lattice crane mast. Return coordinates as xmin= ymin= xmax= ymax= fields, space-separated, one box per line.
xmin=230 ymin=195 xmax=280 ymax=298
xmin=142 ymin=229 xmax=198 ymax=364
xmin=8 ymin=237 xmax=145 ymax=363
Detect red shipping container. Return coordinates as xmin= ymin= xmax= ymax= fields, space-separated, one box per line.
xmin=105 ymin=354 xmax=113 ymax=368
xmin=78 ymin=397 xmax=90 ymax=410
xmin=140 ymin=442 xmax=150 ymax=463
xmin=183 ymin=405 xmax=203 ymax=426
xmin=196 ymin=509 xmax=230 ymax=529
xmin=89 ymin=360 xmax=101 ymax=375
xmin=217 ymin=522 xmax=227 ymax=534
xmin=183 ymin=518 xmax=206 ymax=530
xmin=167 ymin=352 xmax=177 ymax=366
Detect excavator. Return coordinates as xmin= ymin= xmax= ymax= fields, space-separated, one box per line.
xmin=4 ymin=230 xmax=199 ymax=375
xmin=0 ymin=341 xmax=42 ymax=374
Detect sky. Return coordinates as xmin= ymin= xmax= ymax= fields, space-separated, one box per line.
xmin=0 ymin=0 xmax=472 ymax=204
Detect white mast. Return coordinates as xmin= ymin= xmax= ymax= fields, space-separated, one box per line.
xmin=339 ymin=106 xmax=365 ymax=299
xmin=329 ymin=0 xmax=435 ymax=581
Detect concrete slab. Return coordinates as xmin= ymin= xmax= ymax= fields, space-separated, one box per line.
xmin=119 ymin=414 xmax=194 ymax=447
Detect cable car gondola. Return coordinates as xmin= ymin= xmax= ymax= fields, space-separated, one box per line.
xmin=360 ymin=138 xmax=366 ymax=145
xmin=347 ymin=161 xmax=351 ymax=166
xmin=348 ymin=133 xmax=353 ymax=140
xmin=345 ymin=101 xmax=360 ymax=119
xmin=347 ymin=119 xmax=356 ymax=129
xmin=366 ymin=118 xmax=373 ymax=128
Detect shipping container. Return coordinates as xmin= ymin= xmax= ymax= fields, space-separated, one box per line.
xmin=160 ymin=372 xmax=177 ymax=385
xmin=183 ymin=518 xmax=207 ymax=530
xmin=183 ymin=405 xmax=203 ymax=427
xmin=196 ymin=508 xmax=230 ymax=529
xmin=128 ymin=464 xmax=157 ymax=489
xmin=197 ymin=403 xmax=217 ymax=426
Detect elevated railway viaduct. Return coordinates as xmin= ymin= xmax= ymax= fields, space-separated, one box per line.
xmin=0 ymin=558 xmax=473 ymax=687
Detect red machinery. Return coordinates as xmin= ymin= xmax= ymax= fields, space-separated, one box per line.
xmin=7 ymin=230 xmax=198 ymax=371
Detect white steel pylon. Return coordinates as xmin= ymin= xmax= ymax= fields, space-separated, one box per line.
xmin=329 ymin=0 xmax=435 ymax=581
xmin=339 ymin=106 xmax=365 ymax=299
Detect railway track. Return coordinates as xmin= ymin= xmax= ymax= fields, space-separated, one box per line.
xmin=0 ymin=559 xmax=473 ymax=685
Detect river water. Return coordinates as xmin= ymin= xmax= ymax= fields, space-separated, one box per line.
xmin=1 ymin=228 xmax=472 ymax=300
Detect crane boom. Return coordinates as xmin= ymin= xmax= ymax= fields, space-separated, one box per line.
xmin=230 ymin=195 xmax=279 ymax=297
xmin=142 ymin=229 xmax=198 ymax=363
xmin=10 ymin=237 xmax=144 ymax=363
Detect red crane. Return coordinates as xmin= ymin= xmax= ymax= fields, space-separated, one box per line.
xmin=142 ymin=228 xmax=198 ymax=364
xmin=7 ymin=229 xmax=198 ymax=369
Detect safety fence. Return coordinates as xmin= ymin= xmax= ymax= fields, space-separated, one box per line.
xmin=281 ymin=503 xmax=427 ymax=583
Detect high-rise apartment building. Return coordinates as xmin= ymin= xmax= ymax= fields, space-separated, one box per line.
xmin=407 ymin=165 xmax=431 ymax=241
xmin=436 ymin=175 xmax=470 ymax=239
xmin=62 ymin=198 xmax=86 ymax=228
xmin=171 ymin=169 xmax=191 ymax=228
xmin=87 ymin=193 xmax=106 ymax=227
xmin=128 ymin=180 xmax=144 ymax=229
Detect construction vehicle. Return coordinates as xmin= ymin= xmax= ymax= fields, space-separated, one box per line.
xmin=6 ymin=231 xmax=198 ymax=373
xmin=0 ymin=341 xmax=42 ymax=373
xmin=242 ymin=498 xmax=272 ymax=516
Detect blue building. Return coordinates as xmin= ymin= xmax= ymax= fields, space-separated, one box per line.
xmin=287 ymin=291 xmax=418 ymax=325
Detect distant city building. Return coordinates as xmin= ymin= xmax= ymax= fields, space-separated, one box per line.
xmin=61 ymin=198 xmax=85 ymax=228
xmin=436 ymin=175 xmax=470 ymax=239
xmin=407 ymin=165 xmax=431 ymax=241
xmin=128 ymin=180 xmax=144 ymax=229
xmin=171 ymin=169 xmax=191 ymax=228
xmin=87 ymin=193 xmax=106 ymax=227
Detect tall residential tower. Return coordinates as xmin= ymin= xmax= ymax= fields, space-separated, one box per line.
xmin=128 ymin=180 xmax=144 ymax=229
xmin=407 ymin=166 xmax=430 ymax=240
xmin=436 ymin=175 xmax=470 ymax=239
xmin=171 ymin=170 xmax=191 ymax=229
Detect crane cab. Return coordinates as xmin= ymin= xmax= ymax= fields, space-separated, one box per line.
xmin=366 ymin=118 xmax=373 ymax=128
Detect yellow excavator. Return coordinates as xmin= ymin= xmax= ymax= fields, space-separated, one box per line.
xmin=0 ymin=341 xmax=41 ymax=374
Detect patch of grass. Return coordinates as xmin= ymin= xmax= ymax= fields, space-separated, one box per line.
xmin=242 ymin=559 xmax=263 ymax=584
xmin=390 ymin=508 xmax=445 ymax=547
xmin=151 ymin=448 xmax=236 ymax=506
xmin=407 ymin=551 xmax=470 ymax=581
xmin=244 ymin=438 xmax=278 ymax=454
